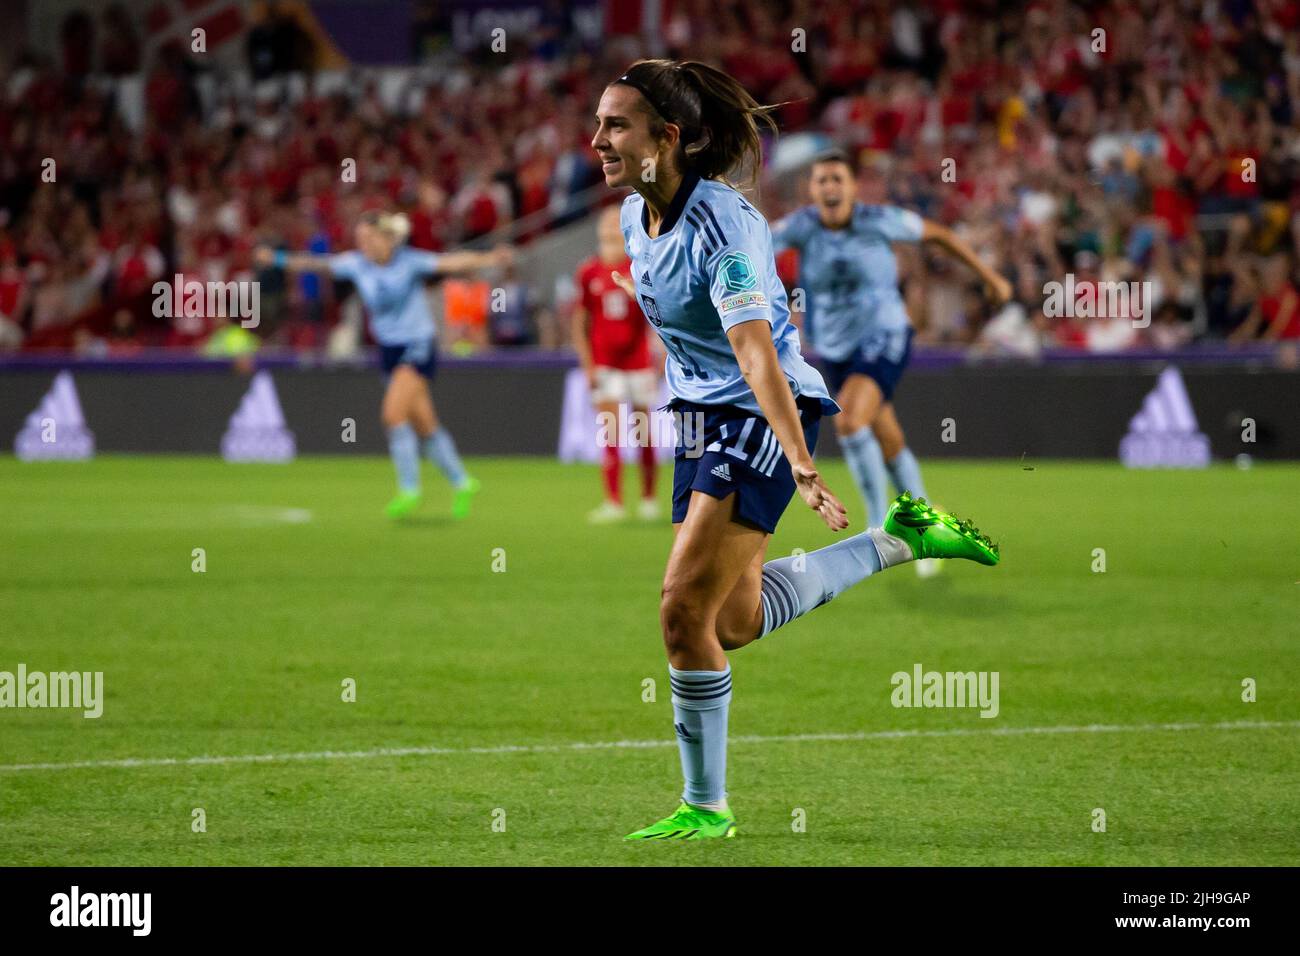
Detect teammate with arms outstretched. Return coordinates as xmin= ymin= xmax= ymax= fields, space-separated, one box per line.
xmin=593 ymin=60 xmax=1001 ymax=841
xmin=573 ymin=206 xmax=662 ymax=523
xmin=773 ymin=150 xmax=1011 ymax=576
xmin=256 ymin=211 xmax=508 ymax=519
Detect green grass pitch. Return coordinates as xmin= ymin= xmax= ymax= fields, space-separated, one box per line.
xmin=1 ymin=454 xmax=1297 ymax=866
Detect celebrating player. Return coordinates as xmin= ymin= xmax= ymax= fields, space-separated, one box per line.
xmin=593 ymin=59 xmax=1001 ymax=842
xmin=572 ymin=206 xmax=661 ymax=523
xmin=774 ymin=150 xmax=1011 ymax=576
xmin=255 ymin=211 xmax=508 ymax=519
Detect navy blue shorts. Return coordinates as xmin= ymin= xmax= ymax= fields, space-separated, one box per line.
xmin=820 ymin=327 xmax=914 ymax=401
xmin=670 ymin=397 xmax=823 ymax=534
xmin=380 ymin=339 xmax=437 ymax=380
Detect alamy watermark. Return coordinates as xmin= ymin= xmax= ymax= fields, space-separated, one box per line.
xmin=152 ymin=275 xmax=260 ymax=328
xmin=595 ymin=405 xmax=706 ymax=458
xmin=1043 ymin=274 xmax=1153 ymax=329
xmin=50 ymin=886 xmax=150 ymax=936
xmin=891 ymin=663 xmax=999 ymax=718
xmin=1 ymin=664 xmax=103 ymax=718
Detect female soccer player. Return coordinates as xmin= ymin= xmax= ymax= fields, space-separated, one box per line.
xmin=774 ymin=150 xmax=1011 ymax=575
xmin=255 ymin=212 xmax=508 ymax=519
xmin=572 ymin=205 xmax=661 ymax=523
xmin=594 ymin=59 xmax=1001 ymax=841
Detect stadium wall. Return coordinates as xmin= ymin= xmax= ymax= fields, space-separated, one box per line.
xmin=2 ymin=356 xmax=1296 ymax=460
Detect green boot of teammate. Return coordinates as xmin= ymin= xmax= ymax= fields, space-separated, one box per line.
xmin=883 ymin=492 xmax=1000 ymax=566
xmin=625 ymin=803 xmax=738 ymax=841
xmin=385 ymin=489 xmax=422 ymax=520
xmin=451 ymin=476 xmax=481 ymax=520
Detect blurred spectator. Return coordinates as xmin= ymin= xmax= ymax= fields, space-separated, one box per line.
xmin=100 ymin=4 xmax=141 ymax=76
xmin=489 ymin=264 xmax=536 ymax=346
xmin=974 ymin=273 xmax=1047 ymax=358
xmin=1149 ymin=301 xmax=1194 ymax=351
xmin=0 ymin=0 xmax=1296 ymax=358
xmin=1231 ymin=253 xmax=1300 ymax=341
xmin=442 ymin=277 xmax=490 ymax=352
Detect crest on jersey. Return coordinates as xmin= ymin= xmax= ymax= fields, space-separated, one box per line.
xmin=717 ymin=252 xmax=757 ymax=293
xmin=640 ymin=293 xmax=663 ymax=327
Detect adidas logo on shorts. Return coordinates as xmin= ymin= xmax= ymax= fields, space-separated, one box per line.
xmin=710 ymin=462 xmax=732 ymax=481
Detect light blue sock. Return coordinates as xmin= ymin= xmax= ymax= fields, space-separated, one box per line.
xmin=886 ymin=447 xmax=928 ymax=499
xmin=387 ymin=423 xmax=420 ymax=493
xmin=839 ymin=426 xmax=890 ymax=528
xmin=759 ymin=529 xmax=912 ymax=638
xmin=422 ymin=428 xmax=469 ymax=488
xmin=669 ymin=664 xmax=732 ymax=807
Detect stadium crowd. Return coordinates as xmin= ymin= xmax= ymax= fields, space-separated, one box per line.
xmin=0 ymin=0 xmax=1297 ymax=358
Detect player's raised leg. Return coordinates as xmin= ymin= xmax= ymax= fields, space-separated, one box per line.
xmin=713 ymin=495 xmax=997 ymax=652
xmin=835 ymin=373 xmax=890 ymax=528
xmin=875 ymin=403 xmax=926 ymax=500
xmin=412 ymin=380 xmax=479 ymax=519
xmin=874 ymin=403 xmax=939 ymax=577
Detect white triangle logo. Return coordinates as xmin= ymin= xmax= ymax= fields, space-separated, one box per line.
xmin=221 ymin=370 xmax=296 ymax=462
xmin=14 ymin=371 xmax=95 ymax=460
xmin=1120 ymin=367 xmax=1209 ymax=468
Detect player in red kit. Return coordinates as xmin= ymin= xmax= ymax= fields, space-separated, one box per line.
xmin=573 ymin=205 xmax=662 ymax=523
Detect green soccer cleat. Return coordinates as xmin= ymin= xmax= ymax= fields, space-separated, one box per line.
xmin=385 ymin=489 xmax=422 ymax=520
xmin=451 ymin=476 xmax=481 ymax=520
xmin=624 ymin=803 xmax=738 ymax=841
xmin=883 ymin=492 xmax=1000 ymax=566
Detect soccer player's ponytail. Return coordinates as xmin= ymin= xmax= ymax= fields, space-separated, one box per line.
xmin=613 ymin=59 xmax=777 ymax=187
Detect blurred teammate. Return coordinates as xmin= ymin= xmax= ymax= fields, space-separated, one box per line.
xmin=774 ymin=150 xmax=1011 ymax=575
xmin=593 ymin=59 xmax=1000 ymax=842
xmin=255 ymin=211 xmax=508 ymax=519
xmin=573 ymin=206 xmax=660 ymax=523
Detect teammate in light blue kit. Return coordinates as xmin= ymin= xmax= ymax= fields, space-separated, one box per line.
xmin=256 ymin=211 xmax=509 ymax=519
xmin=595 ymin=60 xmax=999 ymax=842
xmin=774 ymin=150 xmax=1010 ymax=574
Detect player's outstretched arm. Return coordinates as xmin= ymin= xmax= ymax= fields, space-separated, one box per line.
xmin=726 ymin=319 xmax=848 ymax=532
xmin=433 ymin=245 xmax=513 ymax=276
xmin=921 ymin=221 xmax=1012 ymax=306
xmin=253 ymin=247 xmax=334 ymax=273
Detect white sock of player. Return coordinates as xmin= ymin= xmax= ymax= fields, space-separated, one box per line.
xmin=388 ymin=424 xmax=421 ymax=493
xmin=669 ymin=664 xmax=732 ymax=810
xmin=886 ymin=447 xmax=928 ymax=499
xmin=758 ymin=529 xmax=912 ymax=638
xmin=422 ymin=428 xmax=469 ymax=488
xmin=839 ymin=426 xmax=891 ymax=528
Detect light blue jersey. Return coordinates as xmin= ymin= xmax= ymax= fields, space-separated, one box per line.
xmin=620 ymin=174 xmax=836 ymax=418
xmin=329 ymin=246 xmax=442 ymax=345
xmin=772 ymin=203 xmax=923 ymax=362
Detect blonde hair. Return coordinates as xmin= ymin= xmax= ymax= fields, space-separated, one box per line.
xmin=360 ymin=210 xmax=411 ymax=244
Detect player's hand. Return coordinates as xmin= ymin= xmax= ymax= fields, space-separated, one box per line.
xmin=987 ymin=273 xmax=1013 ymax=307
xmin=490 ymin=244 xmax=514 ymax=268
xmin=792 ymin=462 xmax=849 ymax=531
xmin=253 ymin=246 xmax=275 ymax=267
xmin=610 ymin=270 xmax=636 ymax=297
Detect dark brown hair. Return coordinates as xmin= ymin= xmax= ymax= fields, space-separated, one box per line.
xmin=811 ymin=147 xmax=855 ymax=173
xmin=611 ymin=59 xmax=778 ymax=187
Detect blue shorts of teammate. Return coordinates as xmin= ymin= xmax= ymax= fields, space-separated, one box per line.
xmin=819 ymin=326 xmax=914 ymax=401
xmin=670 ymin=396 xmax=823 ymax=534
xmin=380 ymin=338 xmax=437 ymax=380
